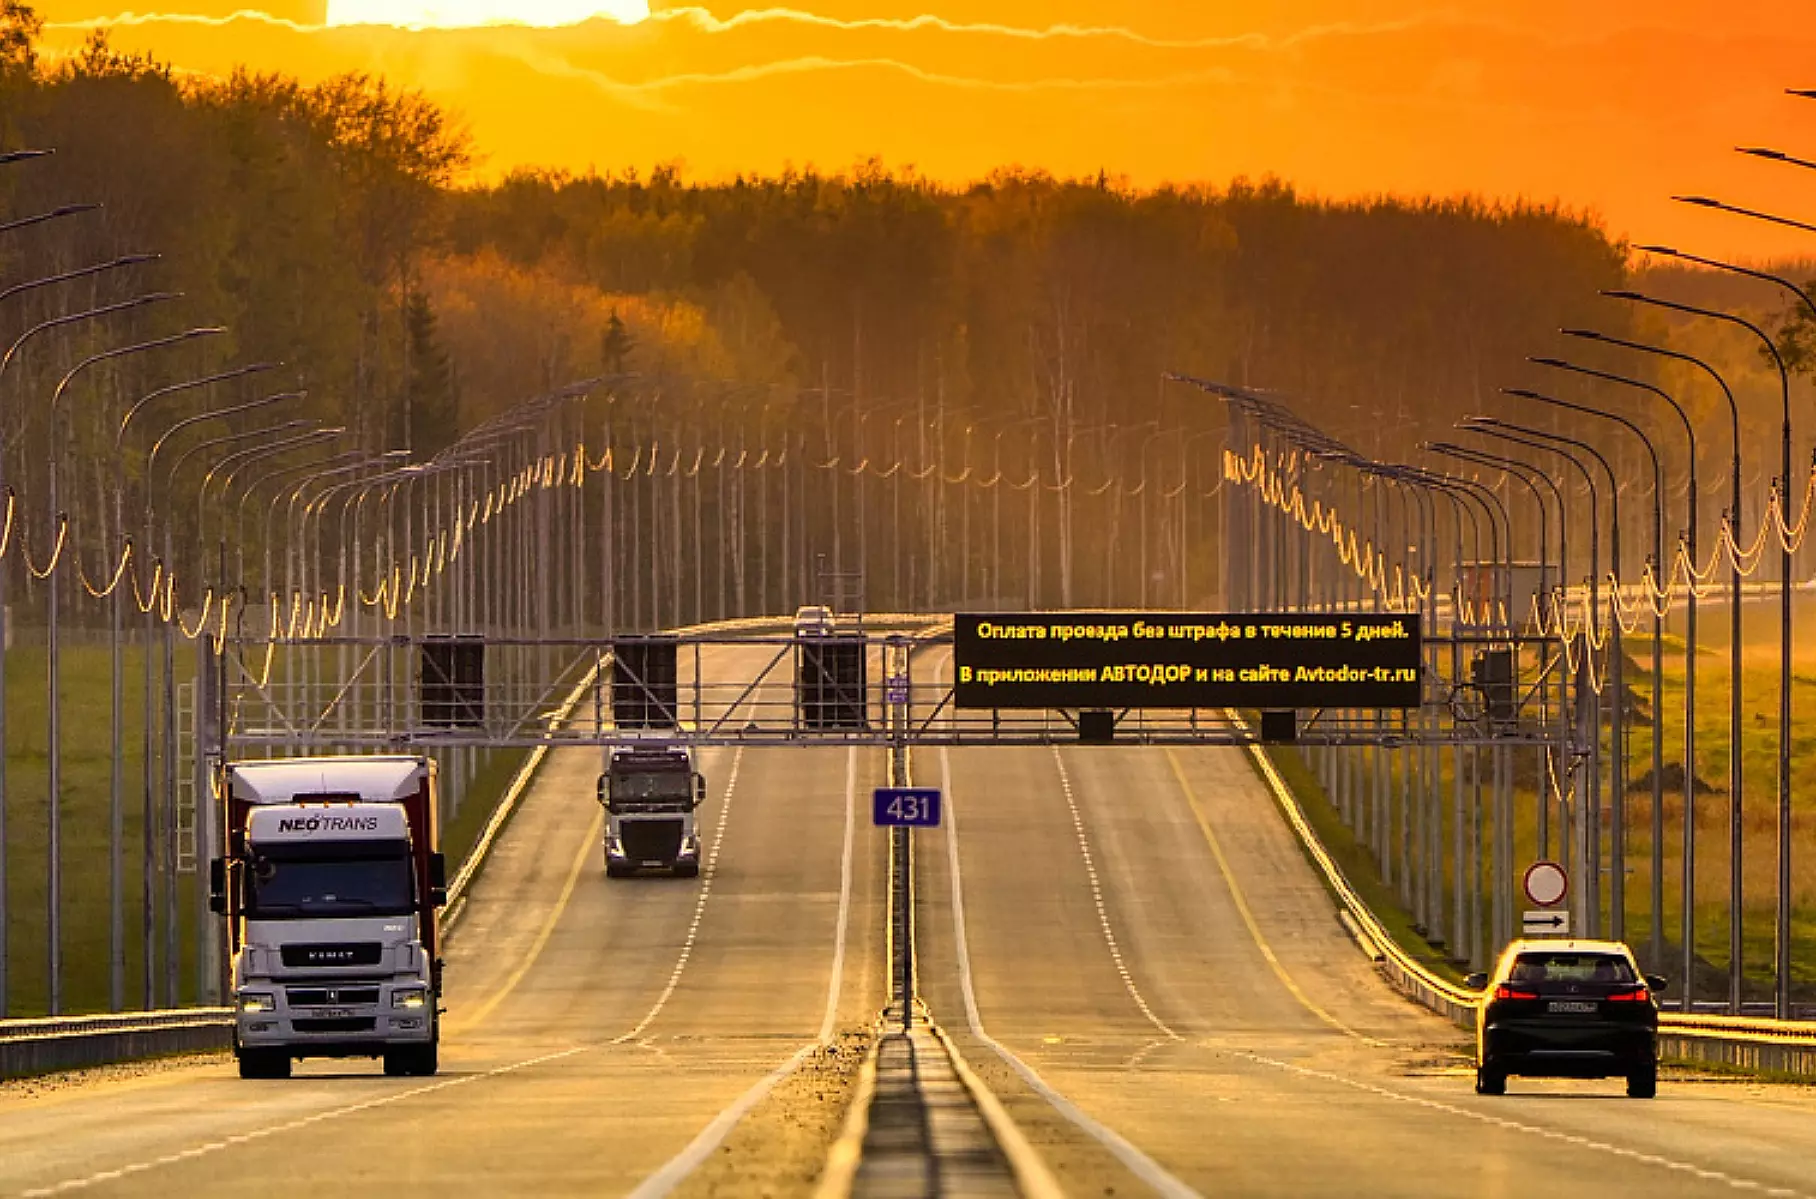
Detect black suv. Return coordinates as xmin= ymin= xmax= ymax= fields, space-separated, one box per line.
xmin=1467 ymin=939 xmax=1665 ymax=1098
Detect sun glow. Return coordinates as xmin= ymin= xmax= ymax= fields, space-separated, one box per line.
xmin=325 ymin=0 xmax=648 ymax=29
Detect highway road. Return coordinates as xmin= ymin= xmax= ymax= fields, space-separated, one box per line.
xmin=11 ymin=639 xmax=1816 ymax=1196
xmin=0 ymin=645 xmax=886 ymax=1197
xmin=916 ymin=731 xmax=1816 ymax=1197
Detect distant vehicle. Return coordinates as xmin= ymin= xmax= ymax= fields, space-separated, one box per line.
xmin=1467 ymin=938 xmax=1664 ymax=1098
xmin=793 ymin=605 xmax=836 ymax=637
xmin=599 ymin=744 xmax=706 ymax=877
xmin=211 ymin=756 xmax=446 ymax=1080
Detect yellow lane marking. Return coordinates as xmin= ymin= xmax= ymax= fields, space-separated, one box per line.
xmin=1164 ymin=748 xmax=1380 ymax=1047
xmin=452 ymin=803 xmax=605 ymax=1034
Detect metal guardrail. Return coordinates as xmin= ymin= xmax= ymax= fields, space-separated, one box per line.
xmin=0 ymin=1008 xmax=234 ymax=1079
xmin=1230 ymin=708 xmax=1816 ymax=1077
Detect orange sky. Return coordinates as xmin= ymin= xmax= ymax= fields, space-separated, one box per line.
xmin=28 ymin=1 xmax=1816 ymax=261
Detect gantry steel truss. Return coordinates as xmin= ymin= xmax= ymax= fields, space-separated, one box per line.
xmin=216 ymin=629 xmax=1578 ymax=754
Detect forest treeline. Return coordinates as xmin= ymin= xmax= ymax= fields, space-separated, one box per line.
xmin=6 ymin=3 xmax=1808 ymax=611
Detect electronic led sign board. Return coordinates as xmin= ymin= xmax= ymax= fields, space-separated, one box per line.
xmin=953 ymin=613 xmax=1422 ymax=710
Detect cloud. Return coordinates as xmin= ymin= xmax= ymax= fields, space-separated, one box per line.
xmin=556 ymin=53 xmax=1242 ymax=94
xmin=45 ymin=3 xmax=1532 ymax=49
xmin=644 ymin=5 xmax=1455 ymax=51
xmin=45 ymin=8 xmax=327 ymax=30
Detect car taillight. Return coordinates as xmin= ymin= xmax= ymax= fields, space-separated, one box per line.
xmin=1608 ymin=988 xmax=1651 ymax=1003
xmin=1494 ymin=985 xmax=1538 ymax=1001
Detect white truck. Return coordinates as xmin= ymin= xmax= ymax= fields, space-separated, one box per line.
xmin=599 ymin=745 xmax=706 ymax=877
xmin=210 ymin=756 xmax=446 ymax=1079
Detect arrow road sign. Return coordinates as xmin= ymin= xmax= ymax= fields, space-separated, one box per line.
xmin=1522 ymin=909 xmax=1571 ymax=936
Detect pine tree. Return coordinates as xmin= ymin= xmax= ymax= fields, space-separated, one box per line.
xmin=403 ymin=291 xmax=459 ymax=455
xmin=601 ymin=308 xmax=635 ymax=374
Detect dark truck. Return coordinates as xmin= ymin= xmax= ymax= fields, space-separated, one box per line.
xmin=599 ymin=745 xmax=706 ymax=877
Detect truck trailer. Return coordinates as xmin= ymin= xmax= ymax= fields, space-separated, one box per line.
xmin=599 ymin=745 xmax=706 ymax=877
xmin=210 ymin=756 xmax=447 ymax=1079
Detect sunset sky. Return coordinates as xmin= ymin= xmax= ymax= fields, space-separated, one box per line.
xmin=27 ymin=1 xmax=1816 ymax=261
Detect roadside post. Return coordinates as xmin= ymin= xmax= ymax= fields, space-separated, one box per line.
xmin=875 ymin=785 xmax=939 ymax=1033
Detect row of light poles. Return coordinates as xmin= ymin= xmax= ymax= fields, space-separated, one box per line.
xmin=1210 ymin=91 xmax=1816 ymax=1014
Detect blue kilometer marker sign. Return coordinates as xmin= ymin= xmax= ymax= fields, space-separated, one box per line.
xmin=873 ymin=787 xmax=941 ymax=827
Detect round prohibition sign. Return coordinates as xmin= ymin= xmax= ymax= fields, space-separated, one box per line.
xmin=1523 ymin=860 xmax=1569 ymax=908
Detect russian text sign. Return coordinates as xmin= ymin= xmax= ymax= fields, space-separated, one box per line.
xmin=952 ymin=613 xmax=1422 ymax=710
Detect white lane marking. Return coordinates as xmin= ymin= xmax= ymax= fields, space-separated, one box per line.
xmin=939 ymin=746 xmax=1202 ymax=1199
xmin=625 ymin=744 xmax=861 ymax=1199
xmin=612 ymin=747 xmax=744 ymax=1046
xmin=1240 ymin=1051 xmax=1812 ymax=1199
xmin=19 ymin=1046 xmax=588 ymax=1197
xmin=819 ymin=746 xmax=858 ymax=1045
xmin=1050 ymin=747 xmax=1182 ymax=1043
xmin=626 ymin=1044 xmax=819 ymax=1199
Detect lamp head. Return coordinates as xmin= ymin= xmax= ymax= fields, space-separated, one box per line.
xmin=1635 ymin=244 xmax=1679 ymax=256
xmin=1560 ymin=328 xmax=1603 ymax=341
xmin=1528 ymin=357 xmax=1569 ymax=369
xmin=1602 ymin=289 xmax=1646 ymax=302
xmin=1739 ymin=147 xmax=1789 ymax=161
xmin=1671 ymin=195 xmax=1721 ymax=209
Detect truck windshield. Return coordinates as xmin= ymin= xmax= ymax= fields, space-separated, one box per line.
xmin=247 ymin=843 xmax=414 ymax=918
xmin=610 ymin=772 xmax=692 ymax=803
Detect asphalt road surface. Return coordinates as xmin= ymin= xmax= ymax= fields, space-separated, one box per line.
xmin=11 ymin=639 xmax=1816 ymax=1197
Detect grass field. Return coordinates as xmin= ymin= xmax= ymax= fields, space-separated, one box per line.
xmin=0 ymin=637 xmax=530 ymax=1019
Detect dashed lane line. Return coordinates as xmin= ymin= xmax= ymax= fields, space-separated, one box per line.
xmin=938 ymin=746 xmax=1202 ymax=1199
xmin=1163 ymin=747 xmax=1381 ymax=1047
xmin=625 ymin=745 xmax=861 ymax=1199
xmin=1049 ymin=747 xmax=1181 ymax=1043
xmin=453 ymin=802 xmax=605 ymax=1034
xmin=612 ymin=747 xmax=745 ymax=1047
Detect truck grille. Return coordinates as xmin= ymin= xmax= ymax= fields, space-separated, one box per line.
xmin=292 ymin=1017 xmax=378 ymax=1034
xmin=281 ymin=943 xmax=383 ymax=968
xmin=287 ymin=987 xmax=380 ymax=1007
xmin=623 ymin=819 xmax=685 ymax=862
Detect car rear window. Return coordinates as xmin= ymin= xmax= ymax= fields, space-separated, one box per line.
xmin=1506 ymin=952 xmax=1636 ymax=984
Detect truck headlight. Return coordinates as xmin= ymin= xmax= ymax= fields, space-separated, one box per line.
xmin=392 ymin=989 xmax=428 ymax=1010
xmin=239 ymin=992 xmax=276 ymax=1013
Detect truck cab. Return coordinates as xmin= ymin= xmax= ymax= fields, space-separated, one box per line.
xmin=599 ymin=745 xmax=706 ymax=878
xmin=211 ymin=756 xmax=445 ymax=1080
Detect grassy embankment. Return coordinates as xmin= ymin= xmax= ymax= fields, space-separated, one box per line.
xmin=1262 ymin=601 xmax=1816 ymax=1004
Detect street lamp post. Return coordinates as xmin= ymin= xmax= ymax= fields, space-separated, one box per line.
xmin=1574 ymin=319 xmax=1745 ymax=1010
xmin=0 ymin=289 xmax=181 ymax=1016
xmin=1631 ymin=242 xmax=1813 ymax=1019
xmin=101 ymin=361 xmax=278 ymax=1011
xmin=1607 ymin=285 xmax=1791 ymax=1014
xmin=1465 ymin=419 xmax=1612 ymax=937
xmin=1426 ymin=442 xmax=1568 ymax=878
xmin=44 ymin=326 xmax=226 ymax=1013
xmin=1537 ymin=351 xmax=1702 ymax=980
xmin=1505 ymin=385 xmax=1666 ymax=949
